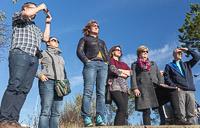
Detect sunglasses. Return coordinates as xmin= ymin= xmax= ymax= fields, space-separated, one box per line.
xmin=113 ymin=49 xmax=121 ymax=52
xmin=50 ymin=39 xmax=59 ymax=44
xmin=141 ymin=50 xmax=148 ymax=53
xmin=91 ymin=24 xmax=99 ymax=28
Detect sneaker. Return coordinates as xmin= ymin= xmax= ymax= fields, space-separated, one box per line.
xmin=95 ymin=115 xmax=106 ymax=126
xmin=84 ymin=117 xmax=93 ymax=127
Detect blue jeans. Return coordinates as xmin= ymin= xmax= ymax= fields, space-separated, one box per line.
xmin=0 ymin=49 xmax=38 ymax=122
xmin=81 ymin=61 xmax=108 ymax=119
xmin=38 ymin=79 xmax=63 ymax=128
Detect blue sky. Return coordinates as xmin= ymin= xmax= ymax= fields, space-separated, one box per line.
xmin=0 ymin=0 xmax=200 ymax=126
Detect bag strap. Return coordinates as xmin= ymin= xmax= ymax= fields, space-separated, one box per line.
xmin=46 ymin=51 xmax=58 ymax=81
xmin=64 ymin=68 xmax=67 ymax=79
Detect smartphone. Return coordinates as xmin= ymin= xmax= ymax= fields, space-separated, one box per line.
xmin=43 ymin=9 xmax=49 ymax=17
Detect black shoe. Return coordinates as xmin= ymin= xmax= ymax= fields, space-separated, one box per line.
xmin=174 ymin=119 xmax=192 ymax=125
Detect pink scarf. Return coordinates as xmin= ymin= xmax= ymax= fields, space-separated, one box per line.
xmin=137 ymin=58 xmax=151 ymax=71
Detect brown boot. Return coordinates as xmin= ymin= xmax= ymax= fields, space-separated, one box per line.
xmin=0 ymin=120 xmax=16 ymax=128
xmin=9 ymin=121 xmax=28 ymax=128
xmin=0 ymin=120 xmax=8 ymax=128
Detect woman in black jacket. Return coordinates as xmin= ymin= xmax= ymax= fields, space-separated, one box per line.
xmin=76 ymin=20 xmax=110 ymax=127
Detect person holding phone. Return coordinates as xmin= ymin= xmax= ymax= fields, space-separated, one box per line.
xmin=0 ymin=2 xmax=51 ymax=128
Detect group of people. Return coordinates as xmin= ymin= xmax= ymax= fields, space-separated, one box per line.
xmin=0 ymin=2 xmax=199 ymax=128
xmin=131 ymin=46 xmax=200 ymax=126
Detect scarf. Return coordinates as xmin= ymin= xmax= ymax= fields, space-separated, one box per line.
xmin=137 ymin=58 xmax=151 ymax=71
xmin=47 ymin=46 xmax=62 ymax=55
xmin=110 ymin=58 xmax=130 ymax=70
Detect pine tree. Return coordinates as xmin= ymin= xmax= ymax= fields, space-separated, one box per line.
xmin=178 ymin=3 xmax=200 ymax=57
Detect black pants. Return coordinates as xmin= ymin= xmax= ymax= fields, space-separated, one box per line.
xmin=141 ymin=87 xmax=182 ymax=125
xmin=155 ymin=87 xmax=182 ymax=120
xmin=110 ymin=91 xmax=128 ymax=125
xmin=142 ymin=109 xmax=151 ymax=125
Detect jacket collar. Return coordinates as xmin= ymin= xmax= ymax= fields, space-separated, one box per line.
xmin=169 ymin=60 xmax=185 ymax=78
xmin=172 ymin=59 xmax=182 ymax=64
xmin=87 ymin=35 xmax=99 ymax=39
xmin=46 ymin=46 xmax=62 ymax=55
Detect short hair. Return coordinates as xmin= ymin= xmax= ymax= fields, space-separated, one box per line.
xmin=21 ymin=2 xmax=37 ymax=11
xmin=82 ymin=20 xmax=99 ymax=36
xmin=136 ymin=45 xmax=148 ymax=57
xmin=109 ymin=45 xmax=122 ymax=59
xmin=173 ymin=48 xmax=178 ymax=56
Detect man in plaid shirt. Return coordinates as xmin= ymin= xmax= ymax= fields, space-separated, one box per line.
xmin=0 ymin=2 xmax=52 ymax=128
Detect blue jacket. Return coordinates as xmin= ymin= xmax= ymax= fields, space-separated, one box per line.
xmin=164 ymin=49 xmax=200 ymax=91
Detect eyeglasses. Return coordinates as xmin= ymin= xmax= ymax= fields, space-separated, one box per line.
xmin=113 ymin=49 xmax=121 ymax=52
xmin=50 ymin=39 xmax=59 ymax=44
xmin=141 ymin=50 xmax=148 ymax=53
xmin=91 ymin=24 xmax=99 ymax=28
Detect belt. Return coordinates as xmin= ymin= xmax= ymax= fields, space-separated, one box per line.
xmin=92 ymin=59 xmax=103 ymax=62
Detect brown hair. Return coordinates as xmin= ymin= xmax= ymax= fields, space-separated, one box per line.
xmin=21 ymin=2 xmax=37 ymax=11
xmin=82 ymin=20 xmax=99 ymax=36
xmin=136 ymin=45 xmax=148 ymax=57
xmin=109 ymin=45 xmax=122 ymax=59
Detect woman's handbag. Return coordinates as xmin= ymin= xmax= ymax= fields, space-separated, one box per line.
xmin=46 ymin=51 xmax=71 ymax=97
xmin=105 ymin=84 xmax=112 ymax=104
xmin=55 ymin=79 xmax=71 ymax=97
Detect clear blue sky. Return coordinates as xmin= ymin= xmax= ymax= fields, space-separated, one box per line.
xmin=0 ymin=0 xmax=200 ymax=126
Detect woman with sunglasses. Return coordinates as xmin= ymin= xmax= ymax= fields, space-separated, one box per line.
xmin=36 ymin=37 xmax=65 ymax=128
xmin=76 ymin=20 xmax=110 ymax=127
xmin=131 ymin=45 xmax=190 ymax=125
xmin=108 ymin=46 xmax=132 ymax=125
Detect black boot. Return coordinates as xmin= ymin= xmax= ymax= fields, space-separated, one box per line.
xmin=174 ymin=118 xmax=192 ymax=125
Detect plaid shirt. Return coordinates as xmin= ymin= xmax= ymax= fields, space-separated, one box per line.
xmin=10 ymin=11 xmax=43 ymax=56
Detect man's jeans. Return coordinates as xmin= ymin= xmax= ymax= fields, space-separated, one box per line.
xmin=178 ymin=90 xmax=196 ymax=124
xmin=0 ymin=49 xmax=38 ymax=122
xmin=81 ymin=61 xmax=108 ymax=119
xmin=38 ymin=79 xmax=63 ymax=128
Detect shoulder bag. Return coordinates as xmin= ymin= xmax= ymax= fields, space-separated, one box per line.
xmin=46 ymin=51 xmax=71 ymax=97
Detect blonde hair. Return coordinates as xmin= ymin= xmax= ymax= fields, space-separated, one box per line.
xmin=136 ymin=45 xmax=148 ymax=57
xmin=82 ymin=20 xmax=99 ymax=36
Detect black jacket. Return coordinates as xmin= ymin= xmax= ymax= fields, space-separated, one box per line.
xmin=76 ymin=36 xmax=110 ymax=64
xmin=164 ymin=49 xmax=200 ymax=91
